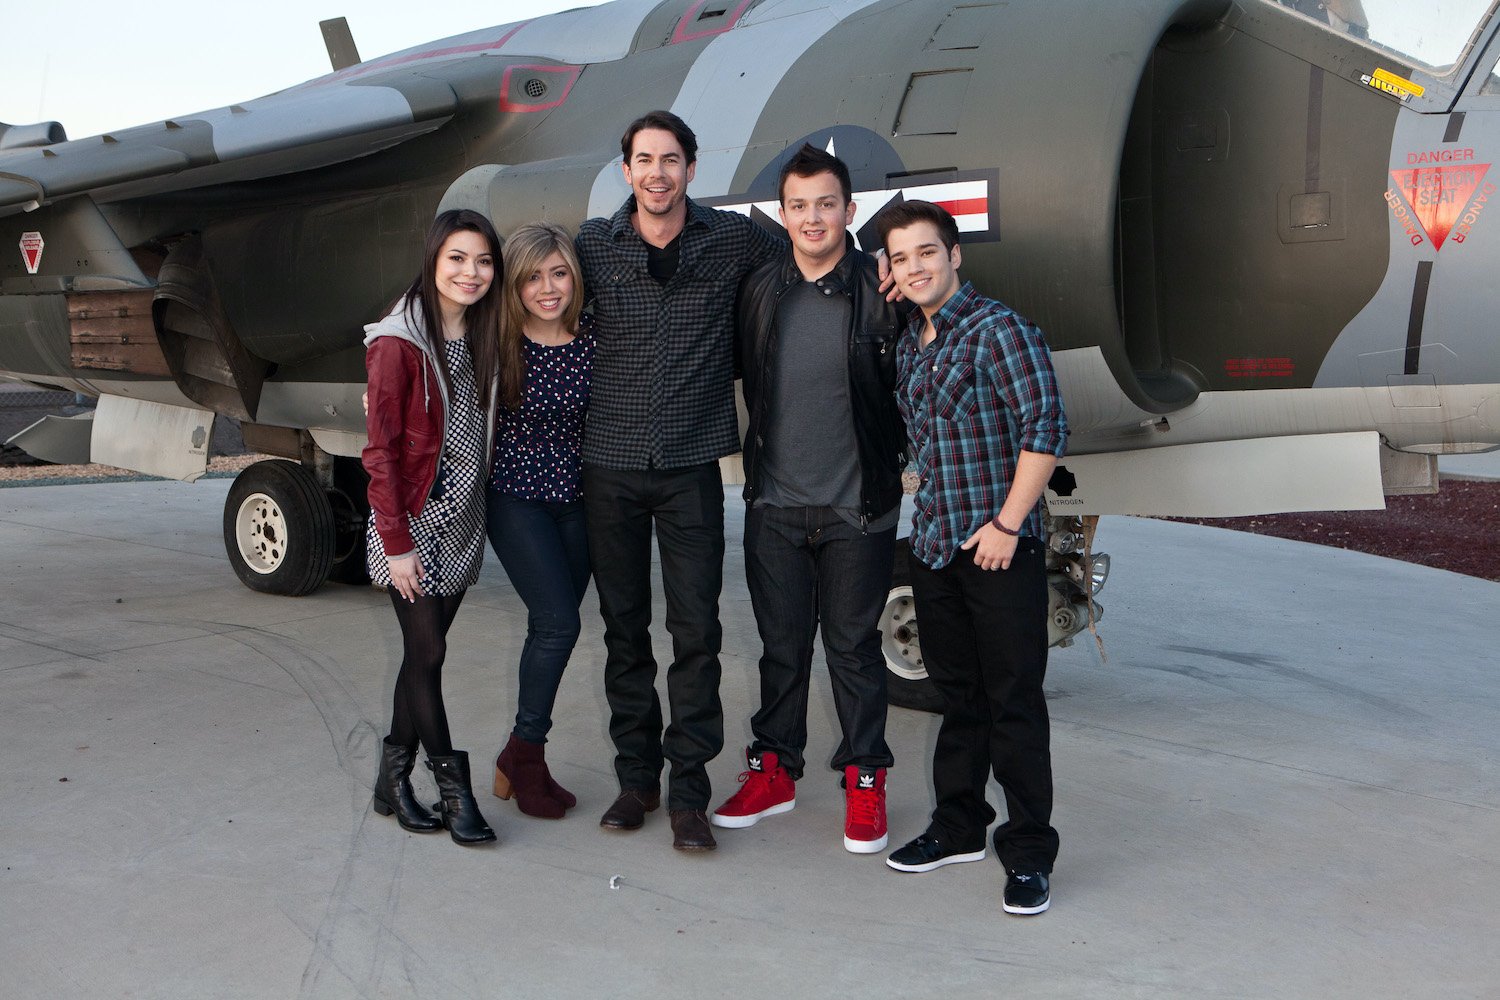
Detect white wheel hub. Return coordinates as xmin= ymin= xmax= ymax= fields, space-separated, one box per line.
xmin=880 ymin=584 xmax=927 ymax=681
xmin=234 ymin=491 xmax=288 ymax=575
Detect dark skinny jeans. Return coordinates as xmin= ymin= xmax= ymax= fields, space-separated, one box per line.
xmin=485 ymin=490 xmax=590 ymax=744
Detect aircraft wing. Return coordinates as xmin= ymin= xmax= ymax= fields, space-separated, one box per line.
xmin=0 ymin=69 xmax=462 ymax=217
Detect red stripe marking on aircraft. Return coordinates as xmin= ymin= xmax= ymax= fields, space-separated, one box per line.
xmin=1224 ymin=357 xmax=1295 ymax=377
xmin=932 ymin=197 xmax=987 ymax=217
xmin=311 ymin=22 xmax=531 ymax=86
xmin=499 ymin=65 xmax=582 ymax=114
xmin=672 ymin=0 xmax=756 ymax=44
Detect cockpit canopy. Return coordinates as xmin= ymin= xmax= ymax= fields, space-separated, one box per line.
xmin=1256 ymin=0 xmax=1498 ymax=76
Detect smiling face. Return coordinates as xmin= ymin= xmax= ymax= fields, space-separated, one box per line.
xmin=884 ymin=220 xmax=963 ymax=316
xmin=433 ymin=229 xmax=496 ymax=320
xmin=520 ymin=250 xmax=575 ymax=326
xmin=779 ymin=170 xmax=856 ymax=276
xmin=622 ymin=127 xmax=695 ymax=219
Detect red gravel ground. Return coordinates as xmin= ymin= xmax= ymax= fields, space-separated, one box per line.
xmin=1161 ymin=478 xmax=1500 ymax=583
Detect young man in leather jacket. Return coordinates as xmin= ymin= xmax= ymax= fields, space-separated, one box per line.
xmin=713 ymin=144 xmax=909 ymax=854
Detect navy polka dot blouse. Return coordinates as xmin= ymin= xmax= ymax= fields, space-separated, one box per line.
xmin=490 ymin=322 xmax=594 ymax=502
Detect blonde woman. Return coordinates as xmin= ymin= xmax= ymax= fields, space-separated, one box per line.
xmin=485 ymin=223 xmax=594 ymax=819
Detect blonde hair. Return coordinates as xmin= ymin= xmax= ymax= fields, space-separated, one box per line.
xmin=498 ymin=222 xmax=584 ymax=410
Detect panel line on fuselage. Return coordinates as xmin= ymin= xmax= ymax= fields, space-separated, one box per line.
xmin=1404 ymin=259 xmax=1435 ymax=375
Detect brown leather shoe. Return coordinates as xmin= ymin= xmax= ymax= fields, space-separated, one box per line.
xmin=599 ymin=788 xmax=660 ymax=830
xmin=669 ymin=809 xmax=717 ymax=851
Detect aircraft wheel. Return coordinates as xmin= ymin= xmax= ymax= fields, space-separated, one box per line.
xmin=881 ymin=538 xmax=943 ymax=714
xmin=223 ymin=459 xmax=335 ymax=596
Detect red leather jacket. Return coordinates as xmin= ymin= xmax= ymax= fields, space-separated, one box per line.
xmin=363 ymin=335 xmax=442 ymax=557
xmin=361 ymin=306 xmax=496 ymax=558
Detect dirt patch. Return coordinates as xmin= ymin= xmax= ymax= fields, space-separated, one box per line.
xmin=903 ymin=470 xmax=1499 ymax=583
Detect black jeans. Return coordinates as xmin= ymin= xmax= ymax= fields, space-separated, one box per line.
xmin=743 ymin=504 xmax=894 ymax=779
xmin=909 ymin=537 xmax=1059 ymax=874
xmin=582 ymin=461 xmax=725 ymax=810
xmin=485 ymin=491 xmax=590 ymax=744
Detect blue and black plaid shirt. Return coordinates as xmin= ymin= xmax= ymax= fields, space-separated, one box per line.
xmin=896 ymin=282 xmax=1068 ymax=570
xmin=575 ymin=196 xmax=783 ymax=470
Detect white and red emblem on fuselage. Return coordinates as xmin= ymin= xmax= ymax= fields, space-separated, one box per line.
xmin=19 ymin=232 xmax=43 ymax=275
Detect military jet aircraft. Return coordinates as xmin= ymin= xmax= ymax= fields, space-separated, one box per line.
xmin=2 ymin=0 xmax=1497 ymax=709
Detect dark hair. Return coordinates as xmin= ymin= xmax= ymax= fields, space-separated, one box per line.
xmin=875 ymin=199 xmax=961 ymax=253
xmin=777 ymin=143 xmax=852 ymax=204
xmin=620 ymin=110 xmax=698 ymax=164
xmin=498 ymin=222 xmax=584 ymax=410
xmin=402 ymin=209 xmax=503 ymax=411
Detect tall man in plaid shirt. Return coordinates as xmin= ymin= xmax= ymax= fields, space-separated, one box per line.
xmin=876 ymin=200 xmax=1069 ymax=915
xmin=575 ymin=110 xmax=783 ymax=851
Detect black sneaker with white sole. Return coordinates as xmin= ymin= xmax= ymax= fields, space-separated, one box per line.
xmin=885 ymin=834 xmax=987 ymax=873
xmin=1002 ymin=870 xmax=1050 ymax=914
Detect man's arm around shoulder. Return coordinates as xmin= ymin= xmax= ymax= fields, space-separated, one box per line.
xmin=715 ymin=207 xmax=785 ymax=270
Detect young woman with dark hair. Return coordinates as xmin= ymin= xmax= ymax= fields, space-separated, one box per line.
xmin=485 ymin=222 xmax=595 ymax=819
xmin=363 ymin=208 xmax=503 ymax=845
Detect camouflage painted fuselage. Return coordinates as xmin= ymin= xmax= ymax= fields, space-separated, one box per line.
xmin=2 ymin=0 xmax=1497 ymax=476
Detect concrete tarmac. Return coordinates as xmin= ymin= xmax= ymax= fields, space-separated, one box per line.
xmin=2 ymin=480 xmax=1497 ymax=999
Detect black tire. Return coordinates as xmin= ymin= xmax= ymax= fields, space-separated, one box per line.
xmin=882 ymin=538 xmax=944 ymax=714
xmin=223 ymin=459 xmax=335 ymax=596
xmin=325 ymin=456 xmax=371 ymax=586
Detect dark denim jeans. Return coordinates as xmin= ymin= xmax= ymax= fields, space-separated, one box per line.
xmin=582 ymin=462 xmax=725 ymax=811
xmin=909 ymin=537 xmax=1059 ymax=874
xmin=743 ymin=504 xmax=894 ymax=779
xmin=485 ymin=490 xmax=590 ymax=744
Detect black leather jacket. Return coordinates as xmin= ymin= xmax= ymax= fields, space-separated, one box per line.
xmin=736 ymin=241 xmax=910 ymax=522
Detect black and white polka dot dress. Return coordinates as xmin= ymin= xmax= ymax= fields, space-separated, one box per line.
xmin=366 ymin=338 xmax=488 ymax=595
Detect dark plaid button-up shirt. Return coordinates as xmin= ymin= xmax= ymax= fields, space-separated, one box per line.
xmin=896 ymin=282 xmax=1069 ymax=570
xmin=575 ymin=196 xmax=783 ymax=470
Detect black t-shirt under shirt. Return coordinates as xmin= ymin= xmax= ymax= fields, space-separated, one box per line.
xmin=646 ymin=236 xmax=681 ymax=283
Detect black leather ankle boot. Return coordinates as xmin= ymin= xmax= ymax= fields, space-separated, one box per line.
xmin=372 ymin=736 xmax=441 ymax=833
xmin=426 ymin=751 xmax=497 ymax=845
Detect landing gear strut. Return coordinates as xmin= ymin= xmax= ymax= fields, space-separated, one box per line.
xmin=878 ymin=515 xmax=1108 ymax=713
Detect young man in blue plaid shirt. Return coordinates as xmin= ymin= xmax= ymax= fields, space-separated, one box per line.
xmin=876 ymin=200 xmax=1068 ymax=915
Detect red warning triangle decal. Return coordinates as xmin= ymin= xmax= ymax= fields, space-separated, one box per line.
xmin=1389 ymin=163 xmax=1490 ymax=249
xmin=19 ymin=231 xmax=44 ymax=274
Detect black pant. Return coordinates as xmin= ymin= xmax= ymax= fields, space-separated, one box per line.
xmin=743 ymin=504 xmax=894 ymax=779
xmin=909 ymin=537 xmax=1059 ymax=874
xmin=583 ymin=462 xmax=725 ymax=810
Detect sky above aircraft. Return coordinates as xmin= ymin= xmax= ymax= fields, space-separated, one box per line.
xmin=1 ymin=0 xmax=604 ymax=141
xmin=1 ymin=1 xmax=1487 ymax=143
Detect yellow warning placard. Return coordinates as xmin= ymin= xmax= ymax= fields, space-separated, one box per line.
xmin=1369 ymin=67 xmax=1425 ymax=99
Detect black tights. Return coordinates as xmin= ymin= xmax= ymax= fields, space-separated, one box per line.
xmin=387 ymin=588 xmax=466 ymax=757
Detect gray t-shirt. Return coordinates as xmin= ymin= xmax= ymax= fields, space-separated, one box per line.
xmin=758 ymin=278 xmax=866 ymax=517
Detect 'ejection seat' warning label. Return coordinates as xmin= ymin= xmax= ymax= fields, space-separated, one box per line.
xmin=1386 ymin=157 xmax=1493 ymax=250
